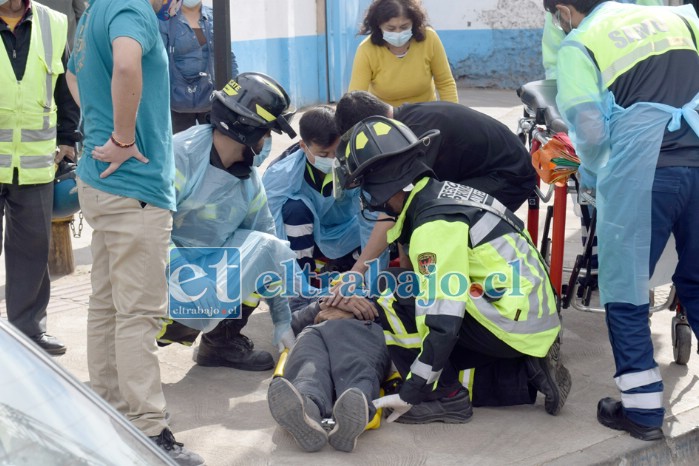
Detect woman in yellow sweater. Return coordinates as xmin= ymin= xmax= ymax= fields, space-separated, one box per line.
xmin=348 ymin=0 xmax=458 ymax=107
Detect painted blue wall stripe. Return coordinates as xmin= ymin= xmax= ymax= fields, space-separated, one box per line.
xmin=231 ymin=28 xmax=545 ymax=108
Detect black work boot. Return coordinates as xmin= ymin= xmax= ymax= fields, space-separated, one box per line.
xmin=196 ymin=316 xmax=273 ymax=371
xmin=526 ymin=339 xmax=572 ymax=415
xmin=597 ymin=397 xmax=664 ymax=441
xmin=268 ymin=377 xmax=328 ymax=452
xmin=396 ymin=388 xmax=473 ymax=424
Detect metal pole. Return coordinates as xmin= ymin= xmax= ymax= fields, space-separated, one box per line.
xmin=212 ymin=0 xmax=233 ymax=89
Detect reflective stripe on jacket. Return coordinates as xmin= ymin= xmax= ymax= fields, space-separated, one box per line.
xmin=388 ymin=177 xmax=560 ymax=403
xmin=0 ymin=4 xmax=67 ymax=184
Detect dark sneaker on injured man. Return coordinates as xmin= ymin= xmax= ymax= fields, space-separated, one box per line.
xmin=597 ymin=397 xmax=664 ymax=441
xmin=268 ymin=377 xmax=328 ymax=452
xmin=196 ymin=333 xmax=274 ymax=371
xmin=150 ymin=428 xmax=205 ymax=466
xmin=526 ymin=339 xmax=572 ymax=415
xmin=329 ymin=388 xmax=369 ymax=452
xmin=395 ymin=388 xmax=473 ymax=424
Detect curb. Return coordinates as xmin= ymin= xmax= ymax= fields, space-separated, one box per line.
xmin=546 ymin=405 xmax=699 ymax=466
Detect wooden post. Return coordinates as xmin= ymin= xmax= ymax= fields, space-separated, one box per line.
xmin=48 ymin=215 xmax=75 ymax=276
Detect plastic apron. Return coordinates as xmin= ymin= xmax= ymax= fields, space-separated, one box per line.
xmin=171 ymin=125 xmax=295 ymax=332
xmin=263 ymin=147 xmax=366 ymax=259
xmin=594 ymin=92 xmax=699 ymax=306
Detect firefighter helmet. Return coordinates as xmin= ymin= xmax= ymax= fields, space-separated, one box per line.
xmin=210 ymin=72 xmax=297 ymax=145
xmin=334 ymin=116 xmax=438 ymax=207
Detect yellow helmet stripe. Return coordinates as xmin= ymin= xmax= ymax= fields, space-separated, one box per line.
xmin=256 ymin=104 xmax=276 ymax=122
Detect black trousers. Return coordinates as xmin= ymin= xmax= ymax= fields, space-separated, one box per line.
xmin=0 ymin=176 xmax=53 ymax=337
xmin=284 ymin=319 xmax=391 ymax=419
xmin=377 ymin=268 xmax=536 ymax=407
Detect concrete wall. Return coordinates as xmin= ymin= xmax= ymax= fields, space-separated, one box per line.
xmin=202 ymin=0 xmax=548 ymax=107
xmin=424 ymin=0 xmax=546 ymax=89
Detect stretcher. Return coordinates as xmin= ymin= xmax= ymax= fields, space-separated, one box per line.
xmin=516 ymin=79 xmax=692 ymax=365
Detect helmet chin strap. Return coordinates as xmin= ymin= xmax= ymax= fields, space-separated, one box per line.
xmin=360 ymin=207 xmax=397 ymax=223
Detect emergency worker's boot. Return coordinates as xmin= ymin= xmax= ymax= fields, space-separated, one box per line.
xmin=525 ymin=339 xmax=572 ymax=415
xmin=328 ymin=388 xmax=369 ymax=452
xmin=268 ymin=377 xmax=328 ymax=452
xmin=395 ymin=388 xmax=473 ymax=424
xmin=196 ymin=309 xmax=274 ymax=371
xmin=597 ymin=397 xmax=664 ymax=441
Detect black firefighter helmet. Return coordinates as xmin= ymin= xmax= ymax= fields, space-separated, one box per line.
xmin=210 ymin=72 xmax=297 ymax=146
xmin=335 ymin=116 xmax=439 ymax=209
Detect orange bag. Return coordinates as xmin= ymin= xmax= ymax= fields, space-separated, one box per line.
xmin=531 ymin=132 xmax=580 ymax=186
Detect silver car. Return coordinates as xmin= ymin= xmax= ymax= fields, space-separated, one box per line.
xmin=0 ymin=320 xmax=175 ymax=465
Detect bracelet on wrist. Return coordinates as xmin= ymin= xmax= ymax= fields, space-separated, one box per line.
xmin=110 ymin=133 xmax=136 ymax=148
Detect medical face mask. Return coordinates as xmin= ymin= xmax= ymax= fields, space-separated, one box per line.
xmin=0 ymin=0 xmax=9 ymax=7
xmin=156 ymin=0 xmax=183 ymax=21
xmin=552 ymin=7 xmax=573 ymax=34
xmin=382 ymin=29 xmax=413 ymax=47
xmin=312 ymin=156 xmax=335 ymax=174
xmin=252 ymin=137 xmax=272 ymax=167
xmin=182 ymin=0 xmax=201 ymax=8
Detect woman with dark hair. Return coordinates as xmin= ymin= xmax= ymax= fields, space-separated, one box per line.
xmin=348 ymin=0 xmax=457 ymax=106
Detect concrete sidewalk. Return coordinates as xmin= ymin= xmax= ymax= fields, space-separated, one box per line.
xmin=2 ymin=87 xmax=698 ymax=465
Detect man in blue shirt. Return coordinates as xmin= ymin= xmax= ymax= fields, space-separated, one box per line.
xmin=66 ymin=1 xmax=203 ymax=464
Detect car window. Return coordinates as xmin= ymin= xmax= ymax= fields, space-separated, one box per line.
xmin=0 ymin=324 xmax=172 ymax=465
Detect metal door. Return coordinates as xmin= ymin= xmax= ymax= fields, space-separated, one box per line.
xmin=325 ymin=0 xmax=373 ymax=102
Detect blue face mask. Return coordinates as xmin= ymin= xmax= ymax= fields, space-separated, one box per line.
xmin=311 ymin=155 xmax=335 ymax=174
xmin=252 ymin=137 xmax=272 ymax=167
xmin=182 ymin=0 xmax=201 ymax=7
xmin=382 ymin=29 xmax=413 ymax=47
xmin=155 ymin=0 xmax=183 ymax=21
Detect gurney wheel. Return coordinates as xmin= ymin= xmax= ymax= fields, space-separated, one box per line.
xmin=672 ymin=316 xmax=692 ymax=366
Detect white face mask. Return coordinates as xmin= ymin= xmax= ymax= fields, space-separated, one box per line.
xmin=382 ymin=29 xmax=413 ymax=47
xmin=252 ymin=137 xmax=272 ymax=167
xmin=182 ymin=0 xmax=201 ymax=8
xmin=311 ymin=155 xmax=335 ymax=174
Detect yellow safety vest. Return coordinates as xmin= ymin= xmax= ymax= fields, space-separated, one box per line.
xmin=0 ymin=4 xmax=67 ymax=185
xmin=588 ymin=9 xmax=696 ymax=88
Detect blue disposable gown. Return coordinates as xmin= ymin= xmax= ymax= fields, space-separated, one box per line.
xmin=263 ymin=146 xmax=370 ymax=259
xmin=556 ymin=4 xmax=699 ymax=305
xmin=171 ymin=125 xmax=295 ymax=335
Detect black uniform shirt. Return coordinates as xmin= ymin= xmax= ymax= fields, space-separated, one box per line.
xmin=393 ymin=102 xmax=536 ymax=186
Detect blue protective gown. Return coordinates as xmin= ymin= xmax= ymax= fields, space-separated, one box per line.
xmin=556 ymin=3 xmax=699 ymax=307
xmin=170 ymin=125 xmax=295 ymax=336
xmin=263 ymin=146 xmax=373 ymax=259
xmin=555 ymin=2 xmax=699 ymax=428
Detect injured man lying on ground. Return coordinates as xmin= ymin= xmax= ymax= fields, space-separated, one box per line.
xmin=267 ymin=292 xmax=571 ymax=453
